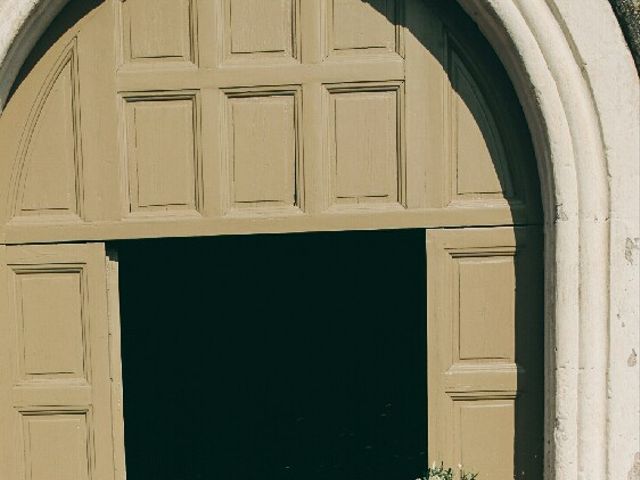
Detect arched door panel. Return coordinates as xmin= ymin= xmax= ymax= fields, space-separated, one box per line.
xmin=0 ymin=0 xmax=540 ymax=243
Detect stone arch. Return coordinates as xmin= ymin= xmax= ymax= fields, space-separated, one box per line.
xmin=0 ymin=1 xmax=637 ymax=478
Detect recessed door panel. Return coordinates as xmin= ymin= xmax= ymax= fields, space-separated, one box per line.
xmin=224 ymin=0 xmax=298 ymax=63
xmin=327 ymin=84 xmax=404 ymax=208
xmin=123 ymin=94 xmax=201 ymax=216
xmin=223 ymin=89 xmax=300 ymax=211
xmin=21 ymin=411 xmax=91 ymax=480
xmin=121 ymin=0 xmax=194 ymax=64
xmin=16 ymin=270 xmax=86 ymax=380
xmin=328 ymin=0 xmax=400 ymax=56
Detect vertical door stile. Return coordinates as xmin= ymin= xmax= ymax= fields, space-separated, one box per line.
xmin=106 ymin=247 xmax=126 ymax=480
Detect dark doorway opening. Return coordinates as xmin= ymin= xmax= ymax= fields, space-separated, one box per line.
xmin=116 ymin=229 xmax=427 ymax=479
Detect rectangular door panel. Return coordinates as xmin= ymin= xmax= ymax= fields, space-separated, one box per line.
xmin=120 ymin=0 xmax=195 ymax=65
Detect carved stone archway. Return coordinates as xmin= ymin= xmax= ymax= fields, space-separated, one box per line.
xmin=0 ymin=1 xmax=638 ymax=478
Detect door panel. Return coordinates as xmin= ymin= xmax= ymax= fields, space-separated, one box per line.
xmin=0 ymin=243 xmax=123 ymax=480
xmin=427 ymin=227 xmax=544 ymax=478
xmin=0 ymin=0 xmax=542 ymax=244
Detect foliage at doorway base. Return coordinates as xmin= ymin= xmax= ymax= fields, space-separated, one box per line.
xmin=418 ymin=462 xmax=478 ymax=480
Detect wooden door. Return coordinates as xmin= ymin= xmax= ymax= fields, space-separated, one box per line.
xmin=0 ymin=243 xmax=124 ymax=480
xmin=0 ymin=0 xmax=544 ymax=477
xmin=427 ymin=227 xmax=544 ymax=478
xmin=0 ymin=0 xmax=540 ymax=243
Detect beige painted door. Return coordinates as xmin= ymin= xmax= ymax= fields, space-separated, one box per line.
xmin=427 ymin=227 xmax=544 ymax=478
xmin=0 ymin=0 xmax=541 ymax=243
xmin=0 ymin=0 xmax=544 ymax=477
xmin=0 ymin=243 xmax=124 ymax=480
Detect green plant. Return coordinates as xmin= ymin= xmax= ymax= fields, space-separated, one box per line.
xmin=417 ymin=462 xmax=478 ymax=480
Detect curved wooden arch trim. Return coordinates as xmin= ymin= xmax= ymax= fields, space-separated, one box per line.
xmin=9 ymin=36 xmax=82 ymax=221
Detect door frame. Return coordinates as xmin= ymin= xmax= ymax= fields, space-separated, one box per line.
xmin=0 ymin=1 xmax=638 ymax=478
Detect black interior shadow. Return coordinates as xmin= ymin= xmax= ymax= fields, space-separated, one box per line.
xmin=116 ymin=230 xmax=427 ymax=480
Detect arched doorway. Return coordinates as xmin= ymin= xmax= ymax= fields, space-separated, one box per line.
xmin=0 ymin=1 xmax=544 ymax=478
xmin=117 ymin=230 xmax=429 ymax=479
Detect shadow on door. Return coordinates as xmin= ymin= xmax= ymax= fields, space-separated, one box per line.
xmin=116 ymin=229 xmax=427 ymax=480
